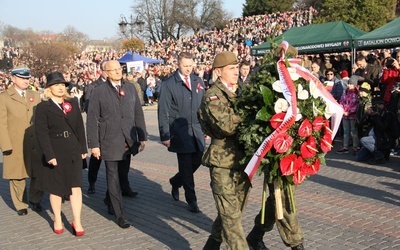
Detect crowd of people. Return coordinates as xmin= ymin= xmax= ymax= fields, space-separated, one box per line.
xmin=1 ymin=7 xmax=400 ymax=250
xmin=1 ymin=8 xmax=316 ymax=95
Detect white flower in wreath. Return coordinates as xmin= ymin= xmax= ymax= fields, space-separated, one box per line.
xmin=295 ymin=107 xmax=302 ymax=121
xmin=309 ymin=80 xmax=321 ymax=99
xmin=324 ymin=104 xmax=333 ymax=119
xmin=288 ymin=67 xmax=300 ymax=81
xmin=297 ymin=84 xmax=309 ymax=100
xmin=272 ymin=80 xmax=283 ymax=93
xmin=274 ymin=98 xmax=289 ymax=113
xmin=312 ymin=101 xmax=319 ymax=117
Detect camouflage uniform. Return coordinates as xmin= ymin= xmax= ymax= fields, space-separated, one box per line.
xmin=247 ymin=181 xmax=304 ymax=248
xmin=198 ymin=79 xmax=251 ymax=250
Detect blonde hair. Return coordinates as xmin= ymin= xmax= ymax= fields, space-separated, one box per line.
xmin=42 ymin=87 xmax=72 ymax=101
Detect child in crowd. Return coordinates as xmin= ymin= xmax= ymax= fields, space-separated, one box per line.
xmin=146 ymin=82 xmax=155 ymax=106
xmin=337 ymin=75 xmax=360 ymax=154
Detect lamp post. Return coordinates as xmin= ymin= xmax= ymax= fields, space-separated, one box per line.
xmin=118 ymin=14 xmax=145 ymax=39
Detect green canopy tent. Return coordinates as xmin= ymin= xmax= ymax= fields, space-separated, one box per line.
xmin=251 ymin=21 xmax=366 ymax=56
xmin=354 ymin=17 xmax=400 ymax=50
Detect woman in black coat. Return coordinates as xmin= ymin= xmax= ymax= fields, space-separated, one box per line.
xmin=35 ymin=72 xmax=87 ymax=236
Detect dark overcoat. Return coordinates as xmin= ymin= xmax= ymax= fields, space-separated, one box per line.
xmin=35 ymin=98 xmax=87 ymax=196
xmin=86 ymin=80 xmax=147 ymax=161
xmin=157 ymin=70 xmax=205 ymax=153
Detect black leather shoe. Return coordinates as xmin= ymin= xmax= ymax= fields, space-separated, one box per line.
xmin=117 ymin=217 xmax=130 ymax=229
xmin=122 ymin=190 xmax=138 ymax=197
xmin=247 ymin=238 xmax=270 ymax=250
xmin=169 ymin=178 xmax=179 ymax=201
xmin=29 ymin=202 xmax=42 ymax=213
xmin=87 ymin=183 xmax=96 ymax=194
xmin=17 ymin=209 xmax=28 ymax=216
xmin=103 ymin=198 xmax=115 ymax=215
xmin=188 ymin=202 xmax=200 ymax=213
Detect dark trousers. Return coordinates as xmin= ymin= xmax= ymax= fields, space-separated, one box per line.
xmin=170 ymin=152 xmax=202 ymax=204
xmin=104 ymin=160 xmax=126 ymax=219
xmin=88 ymin=154 xmax=131 ymax=192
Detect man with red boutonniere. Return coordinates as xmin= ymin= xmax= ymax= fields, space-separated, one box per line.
xmin=236 ymin=42 xmax=344 ymax=250
xmin=34 ymin=72 xmax=88 ymax=235
xmin=158 ymin=52 xmax=205 ymax=214
xmin=0 ymin=65 xmax=44 ymax=216
xmin=87 ymin=60 xmax=147 ymax=228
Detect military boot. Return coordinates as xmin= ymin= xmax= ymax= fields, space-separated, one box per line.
xmin=291 ymin=243 xmax=305 ymax=250
xmin=203 ymin=235 xmax=221 ymax=250
xmin=246 ymin=226 xmax=269 ymax=250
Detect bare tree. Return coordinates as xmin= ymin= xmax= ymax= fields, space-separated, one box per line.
xmin=132 ymin=0 xmax=230 ymax=42
xmin=29 ymin=41 xmax=79 ymax=76
xmin=60 ymin=26 xmax=90 ymax=50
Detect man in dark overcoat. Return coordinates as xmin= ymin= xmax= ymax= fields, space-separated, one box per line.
xmin=86 ymin=60 xmax=147 ymax=228
xmin=85 ymin=61 xmax=108 ymax=194
xmin=157 ymin=52 xmax=205 ymax=213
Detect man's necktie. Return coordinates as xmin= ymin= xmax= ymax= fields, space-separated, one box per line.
xmin=21 ymin=91 xmax=25 ymax=98
xmin=184 ymin=77 xmax=191 ymax=90
xmin=115 ymin=85 xmax=121 ymax=93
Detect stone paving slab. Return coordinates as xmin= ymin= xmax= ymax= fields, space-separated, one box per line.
xmin=0 ymin=109 xmax=399 ymax=250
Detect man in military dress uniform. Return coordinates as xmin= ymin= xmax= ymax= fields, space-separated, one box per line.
xmin=0 ymin=65 xmax=44 ymax=215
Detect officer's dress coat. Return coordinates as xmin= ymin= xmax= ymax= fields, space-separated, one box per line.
xmin=0 ymin=87 xmax=42 ymax=179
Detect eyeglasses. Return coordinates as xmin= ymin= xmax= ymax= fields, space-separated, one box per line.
xmin=106 ymin=68 xmax=122 ymax=73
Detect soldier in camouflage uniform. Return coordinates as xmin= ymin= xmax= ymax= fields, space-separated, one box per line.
xmin=198 ymin=51 xmax=251 ymax=250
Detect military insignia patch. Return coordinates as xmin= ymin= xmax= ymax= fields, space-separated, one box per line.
xmin=209 ymin=96 xmax=218 ymax=101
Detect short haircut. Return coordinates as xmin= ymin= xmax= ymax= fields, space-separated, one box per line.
xmin=356 ymin=55 xmax=366 ymax=62
xmin=178 ymin=52 xmax=193 ymax=63
xmin=325 ymin=68 xmax=335 ymax=74
xmin=240 ymin=60 xmax=251 ymax=68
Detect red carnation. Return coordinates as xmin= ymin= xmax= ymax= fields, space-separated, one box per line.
xmin=273 ymin=134 xmax=294 ymax=153
xmin=298 ymin=118 xmax=312 ymax=137
xmin=270 ymin=112 xmax=286 ymax=129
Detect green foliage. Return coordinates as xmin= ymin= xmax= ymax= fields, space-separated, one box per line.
xmin=243 ymin=0 xmax=270 ymax=16
xmin=314 ymin=0 xmax=397 ymax=32
xmin=243 ymin=0 xmax=295 ymax=16
xmin=236 ymin=47 xmax=278 ymax=171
